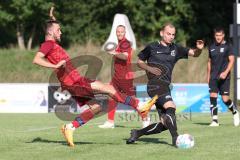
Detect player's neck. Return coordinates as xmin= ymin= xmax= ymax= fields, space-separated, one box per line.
xmin=160 ymin=40 xmax=171 ymax=46
xmin=45 ymin=35 xmax=56 ymax=42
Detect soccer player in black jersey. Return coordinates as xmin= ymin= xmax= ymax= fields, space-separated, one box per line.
xmin=207 ymin=27 xmax=239 ymax=127
xmin=126 ymin=22 xmax=204 ymax=146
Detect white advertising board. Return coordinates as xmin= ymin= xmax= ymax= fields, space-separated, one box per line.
xmin=0 ymin=83 xmax=48 ymax=113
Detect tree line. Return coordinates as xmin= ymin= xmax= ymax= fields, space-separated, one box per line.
xmin=0 ymin=0 xmax=234 ymax=50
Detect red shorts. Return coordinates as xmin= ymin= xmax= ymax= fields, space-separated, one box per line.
xmin=62 ymin=77 xmax=95 ymax=107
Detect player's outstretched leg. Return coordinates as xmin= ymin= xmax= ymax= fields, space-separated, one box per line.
xmin=161 ymin=107 xmax=179 ymax=146
xmin=90 ymin=81 xmax=158 ymax=116
xmin=61 ymin=103 xmax=101 ymax=147
xmin=126 ymin=122 xmax=167 ymax=144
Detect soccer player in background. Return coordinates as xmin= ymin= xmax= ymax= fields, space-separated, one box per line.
xmin=207 ymin=27 xmax=239 ymax=127
xmin=98 ymin=25 xmax=150 ymax=129
xmin=126 ymin=23 xmax=204 ymax=146
xmin=33 ymin=10 xmax=157 ymax=147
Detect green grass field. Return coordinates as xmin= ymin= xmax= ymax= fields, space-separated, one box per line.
xmin=0 ymin=112 xmax=239 ymax=160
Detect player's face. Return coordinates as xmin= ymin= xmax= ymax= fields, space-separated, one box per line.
xmin=116 ymin=26 xmax=126 ymax=41
xmin=52 ymin=23 xmax=62 ymax=42
xmin=214 ymin=31 xmax=224 ymax=44
xmin=161 ymin=26 xmax=175 ymax=44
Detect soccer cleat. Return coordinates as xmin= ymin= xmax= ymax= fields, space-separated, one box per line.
xmin=61 ymin=125 xmax=75 ymax=147
xmin=98 ymin=121 xmax=115 ymax=129
xmin=138 ymin=95 xmax=158 ymax=117
xmin=233 ymin=111 xmax=240 ymax=127
xmin=142 ymin=116 xmax=151 ymax=128
xmin=209 ymin=121 xmax=219 ymax=127
xmin=126 ymin=129 xmax=140 ymax=144
xmin=172 ymin=136 xmax=178 ymax=147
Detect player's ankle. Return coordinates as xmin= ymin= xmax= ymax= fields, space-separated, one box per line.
xmin=66 ymin=123 xmax=76 ymax=131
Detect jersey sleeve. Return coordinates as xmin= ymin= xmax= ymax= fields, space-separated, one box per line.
xmin=176 ymin=45 xmax=189 ymax=60
xmin=38 ymin=41 xmax=54 ymax=56
xmin=228 ymin=43 xmax=234 ymax=56
xmin=208 ymin=47 xmax=212 ymax=59
xmin=138 ymin=45 xmax=151 ymax=61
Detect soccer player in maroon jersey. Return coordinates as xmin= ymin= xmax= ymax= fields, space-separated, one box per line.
xmin=99 ymin=25 xmax=150 ymax=129
xmin=33 ymin=17 xmax=157 ymax=147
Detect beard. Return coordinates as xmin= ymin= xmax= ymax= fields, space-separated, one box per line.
xmin=54 ymin=35 xmax=61 ymax=42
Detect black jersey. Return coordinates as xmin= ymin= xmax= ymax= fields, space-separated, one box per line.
xmin=208 ymin=41 xmax=234 ymax=79
xmin=138 ymin=41 xmax=189 ymax=82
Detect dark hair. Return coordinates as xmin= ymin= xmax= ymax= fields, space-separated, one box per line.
xmin=45 ymin=19 xmax=60 ymax=33
xmin=214 ymin=27 xmax=225 ymax=34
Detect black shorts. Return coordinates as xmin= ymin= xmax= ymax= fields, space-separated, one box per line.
xmin=209 ymin=78 xmax=230 ymax=95
xmin=150 ymin=92 xmax=173 ymax=116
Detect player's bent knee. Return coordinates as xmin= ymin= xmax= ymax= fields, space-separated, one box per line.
xmin=163 ymin=101 xmax=176 ymax=110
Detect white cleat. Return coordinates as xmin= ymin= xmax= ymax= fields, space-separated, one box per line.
xmin=98 ymin=121 xmax=115 ymax=129
xmin=142 ymin=116 xmax=151 ymax=128
xmin=209 ymin=121 xmax=219 ymax=127
xmin=233 ymin=111 xmax=240 ymax=127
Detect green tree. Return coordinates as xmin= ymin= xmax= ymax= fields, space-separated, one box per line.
xmin=0 ymin=0 xmax=53 ymax=50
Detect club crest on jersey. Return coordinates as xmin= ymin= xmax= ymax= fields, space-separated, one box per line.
xmin=171 ymin=50 xmax=176 ymax=56
xmin=220 ymin=48 xmax=224 ymax=53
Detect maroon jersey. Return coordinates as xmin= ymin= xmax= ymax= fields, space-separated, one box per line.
xmin=39 ymin=40 xmax=83 ymax=85
xmin=111 ymin=38 xmax=134 ymax=95
xmin=39 ymin=40 xmax=94 ymax=105
xmin=113 ymin=38 xmax=134 ymax=81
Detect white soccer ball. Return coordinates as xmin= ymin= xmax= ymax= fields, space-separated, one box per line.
xmin=176 ymin=134 xmax=194 ymax=149
xmin=104 ymin=42 xmax=117 ymax=51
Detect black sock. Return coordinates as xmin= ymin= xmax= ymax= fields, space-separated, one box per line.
xmin=210 ymin=97 xmax=218 ymax=123
xmin=162 ymin=107 xmax=178 ymax=145
xmin=137 ymin=122 xmax=167 ymax=136
xmin=224 ymin=99 xmax=237 ymax=115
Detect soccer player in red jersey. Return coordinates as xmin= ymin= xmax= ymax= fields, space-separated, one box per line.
xmin=99 ymin=25 xmax=150 ymax=129
xmin=33 ymin=18 xmax=157 ymax=147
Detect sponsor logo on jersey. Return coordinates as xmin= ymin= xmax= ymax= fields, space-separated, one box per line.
xmin=220 ymin=48 xmax=224 ymax=53
xmin=171 ymin=50 xmax=176 ymax=56
xmin=210 ymin=49 xmax=215 ymax=52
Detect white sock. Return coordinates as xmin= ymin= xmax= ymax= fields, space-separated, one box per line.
xmin=66 ymin=123 xmax=76 ymax=130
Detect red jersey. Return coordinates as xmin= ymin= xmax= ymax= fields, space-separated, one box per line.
xmin=39 ymin=40 xmax=82 ymax=85
xmin=113 ymin=38 xmax=134 ymax=81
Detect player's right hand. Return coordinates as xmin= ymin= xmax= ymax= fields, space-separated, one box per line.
xmin=55 ymin=60 xmax=66 ymax=69
xmin=148 ymin=66 xmax=162 ymax=76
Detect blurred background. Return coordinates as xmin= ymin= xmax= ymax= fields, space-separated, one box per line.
xmin=0 ymin=0 xmax=234 ymax=83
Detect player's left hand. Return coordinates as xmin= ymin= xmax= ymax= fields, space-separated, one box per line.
xmin=196 ymin=40 xmax=204 ymax=50
xmin=219 ymin=71 xmax=228 ymax=80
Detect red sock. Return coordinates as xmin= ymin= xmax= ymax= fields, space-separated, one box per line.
xmin=72 ymin=108 xmax=94 ymax=128
xmin=107 ymin=99 xmax=117 ymax=121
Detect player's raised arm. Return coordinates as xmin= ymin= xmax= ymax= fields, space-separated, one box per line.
xmin=188 ymin=40 xmax=204 ymax=57
xmin=33 ymin=51 xmax=65 ymax=69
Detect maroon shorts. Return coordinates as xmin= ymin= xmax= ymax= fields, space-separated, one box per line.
xmin=62 ymin=77 xmax=95 ymax=107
